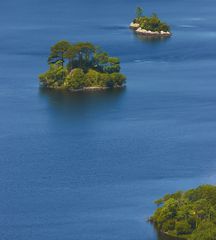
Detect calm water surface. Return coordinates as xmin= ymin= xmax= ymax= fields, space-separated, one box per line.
xmin=1 ymin=0 xmax=216 ymax=239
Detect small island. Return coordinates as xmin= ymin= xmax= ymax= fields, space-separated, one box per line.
xmin=130 ymin=7 xmax=171 ymax=37
xmin=39 ymin=41 xmax=126 ymax=91
xmin=150 ymin=185 xmax=216 ymax=240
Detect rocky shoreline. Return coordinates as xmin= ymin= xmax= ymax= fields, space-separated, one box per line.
xmin=41 ymin=85 xmax=126 ymax=92
xmin=130 ymin=22 xmax=171 ymax=36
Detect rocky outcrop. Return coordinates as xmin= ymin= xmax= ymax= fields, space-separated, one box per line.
xmin=129 ymin=22 xmax=140 ymax=29
xmin=130 ymin=23 xmax=171 ymax=37
xmin=135 ymin=27 xmax=171 ymax=36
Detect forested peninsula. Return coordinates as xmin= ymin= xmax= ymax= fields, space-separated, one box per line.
xmin=39 ymin=41 xmax=126 ymax=91
xmin=130 ymin=7 xmax=171 ymax=37
xmin=150 ymin=185 xmax=216 ymax=240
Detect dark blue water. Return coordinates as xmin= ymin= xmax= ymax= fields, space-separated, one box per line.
xmin=1 ymin=0 xmax=216 ymax=239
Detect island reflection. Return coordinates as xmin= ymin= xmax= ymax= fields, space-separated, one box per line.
xmin=132 ymin=31 xmax=171 ymax=44
xmin=39 ymin=87 xmax=126 ymax=120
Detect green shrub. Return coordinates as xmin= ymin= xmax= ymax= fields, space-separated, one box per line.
xmin=162 ymin=220 xmax=175 ymax=232
xmin=85 ymin=69 xmax=99 ymax=87
xmin=190 ymin=221 xmax=216 ymax=240
xmin=39 ymin=63 xmax=67 ymax=88
xmin=64 ymin=68 xmax=85 ymax=89
xmin=176 ymin=221 xmax=192 ymax=235
xmin=111 ymin=73 xmax=126 ymax=87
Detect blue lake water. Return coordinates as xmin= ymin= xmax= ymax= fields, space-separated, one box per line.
xmin=1 ymin=0 xmax=216 ymax=239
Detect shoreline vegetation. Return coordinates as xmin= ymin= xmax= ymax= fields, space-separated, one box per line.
xmin=150 ymin=185 xmax=216 ymax=240
xmin=130 ymin=6 xmax=171 ymax=37
xmin=39 ymin=41 xmax=126 ymax=92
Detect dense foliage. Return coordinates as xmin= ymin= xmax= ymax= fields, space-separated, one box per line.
xmin=150 ymin=185 xmax=216 ymax=240
xmin=133 ymin=7 xmax=170 ymax=32
xmin=39 ymin=41 xmax=126 ymax=90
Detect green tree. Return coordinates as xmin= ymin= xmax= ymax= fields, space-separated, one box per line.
xmin=104 ymin=57 xmax=120 ymax=73
xmin=71 ymin=42 xmax=96 ymax=71
xmin=48 ymin=40 xmax=71 ymax=67
xmin=136 ymin=6 xmax=144 ymax=19
xmin=94 ymin=53 xmax=120 ymax=74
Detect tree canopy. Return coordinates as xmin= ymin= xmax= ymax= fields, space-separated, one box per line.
xmin=150 ymin=185 xmax=216 ymax=240
xmin=48 ymin=40 xmax=71 ymax=66
xmin=39 ymin=41 xmax=126 ymax=91
xmin=133 ymin=9 xmax=170 ymax=32
xmin=136 ymin=6 xmax=144 ymax=19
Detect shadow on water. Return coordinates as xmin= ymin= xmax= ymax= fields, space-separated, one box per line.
xmin=98 ymin=25 xmax=128 ymax=31
xmin=132 ymin=31 xmax=171 ymax=44
xmin=39 ymin=87 xmax=126 ymax=121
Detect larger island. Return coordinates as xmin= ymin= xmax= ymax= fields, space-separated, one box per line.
xmin=150 ymin=185 xmax=216 ymax=240
xmin=39 ymin=41 xmax=126 ymax=91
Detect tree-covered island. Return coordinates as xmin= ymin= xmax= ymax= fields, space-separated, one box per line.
xmin=150 ymin=185 xmax=216 ymax=240
xmin=39 ymin=41 xmax=126 ymax=91
xmin=130 ymin=7 xmax=171 ymax=37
